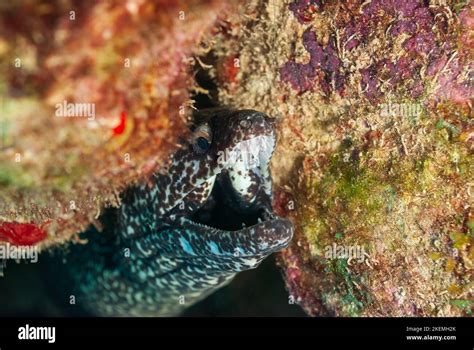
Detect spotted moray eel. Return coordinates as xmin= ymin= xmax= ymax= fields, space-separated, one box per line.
xmin=61 ymin=109 xmax=294 ymax=316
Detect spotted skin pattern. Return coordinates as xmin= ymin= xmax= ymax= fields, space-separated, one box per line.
xmin=64 ymin=109 xmax=294 ymax=316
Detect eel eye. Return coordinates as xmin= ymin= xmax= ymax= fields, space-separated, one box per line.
xmin=192 ymin=123 xmax=212 ymax=154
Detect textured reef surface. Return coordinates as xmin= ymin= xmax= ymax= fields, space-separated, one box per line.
xmin=209 ymin=0 xmax=473 ymax=316
xmin=0 ymin=0 xmax=233 ymax=248
xmin=0 ymin=0 xmax=472 ymax=317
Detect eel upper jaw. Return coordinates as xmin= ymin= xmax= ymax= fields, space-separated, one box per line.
xmin=170 ymin=170 xmax=276 ymax=233
xmin=172 ymin=148 xmax=282 ymax=233
xmin=168 ymin=110 xmax=287 ymax=234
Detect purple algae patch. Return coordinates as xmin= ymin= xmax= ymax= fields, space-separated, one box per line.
xmin=389 ymin=19 xmax=417 ymax=36
xmin=360 ymin=65 xmax=383 ymax=103
xmin=347 ymin=0 xmax=442 ymax=100
xmin=283 ymin=0 xmax=469 ymax=102
xmin=280 ymin=29 xmax=345 ymax=95
xmin=362 ymin=0 xmax=423 ymax=17
xmin=403 ymin=32 xmax=437 ymax=55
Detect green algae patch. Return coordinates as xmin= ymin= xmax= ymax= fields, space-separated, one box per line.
xmin=450 ymin=300 xmax=473 ymax=315
xmin=323 ymin=259 xmax=369 ymax=317
xmin=0 ymin=164 xmax=37 ymax=189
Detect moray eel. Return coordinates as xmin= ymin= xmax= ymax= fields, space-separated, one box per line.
xmin=61 ymin=108 xmax=294 ymax=316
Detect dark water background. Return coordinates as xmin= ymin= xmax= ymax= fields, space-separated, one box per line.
xmin=0 ymin=254 xmax=306 ymax=317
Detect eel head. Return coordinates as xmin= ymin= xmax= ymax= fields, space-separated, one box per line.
xmin=154 ymin=108 xmax=294 ymax=254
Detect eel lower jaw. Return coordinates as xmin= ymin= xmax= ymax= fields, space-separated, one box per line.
xmin=189 ymin=195 xmax=277 ymax=232
xmin=170 ymin=171 xmax=282 ymax=233
xmin=178 ymin=212 xmax=294 ymax=255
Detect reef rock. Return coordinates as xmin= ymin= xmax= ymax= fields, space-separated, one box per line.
xmin=210 ymin=0 xmax=473 ymax=316
xmin=0 ymin=0 xmax=234 ymax=248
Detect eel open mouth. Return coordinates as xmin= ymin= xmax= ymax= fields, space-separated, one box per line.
xmin=163 ymin=110 xmax=286 ymax=235
xmin=191 ymin=172 xmax=275 ymax=232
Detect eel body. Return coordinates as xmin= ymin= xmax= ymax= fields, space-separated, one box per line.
xmin=62 ymin=109 xmax=294 ymax=316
